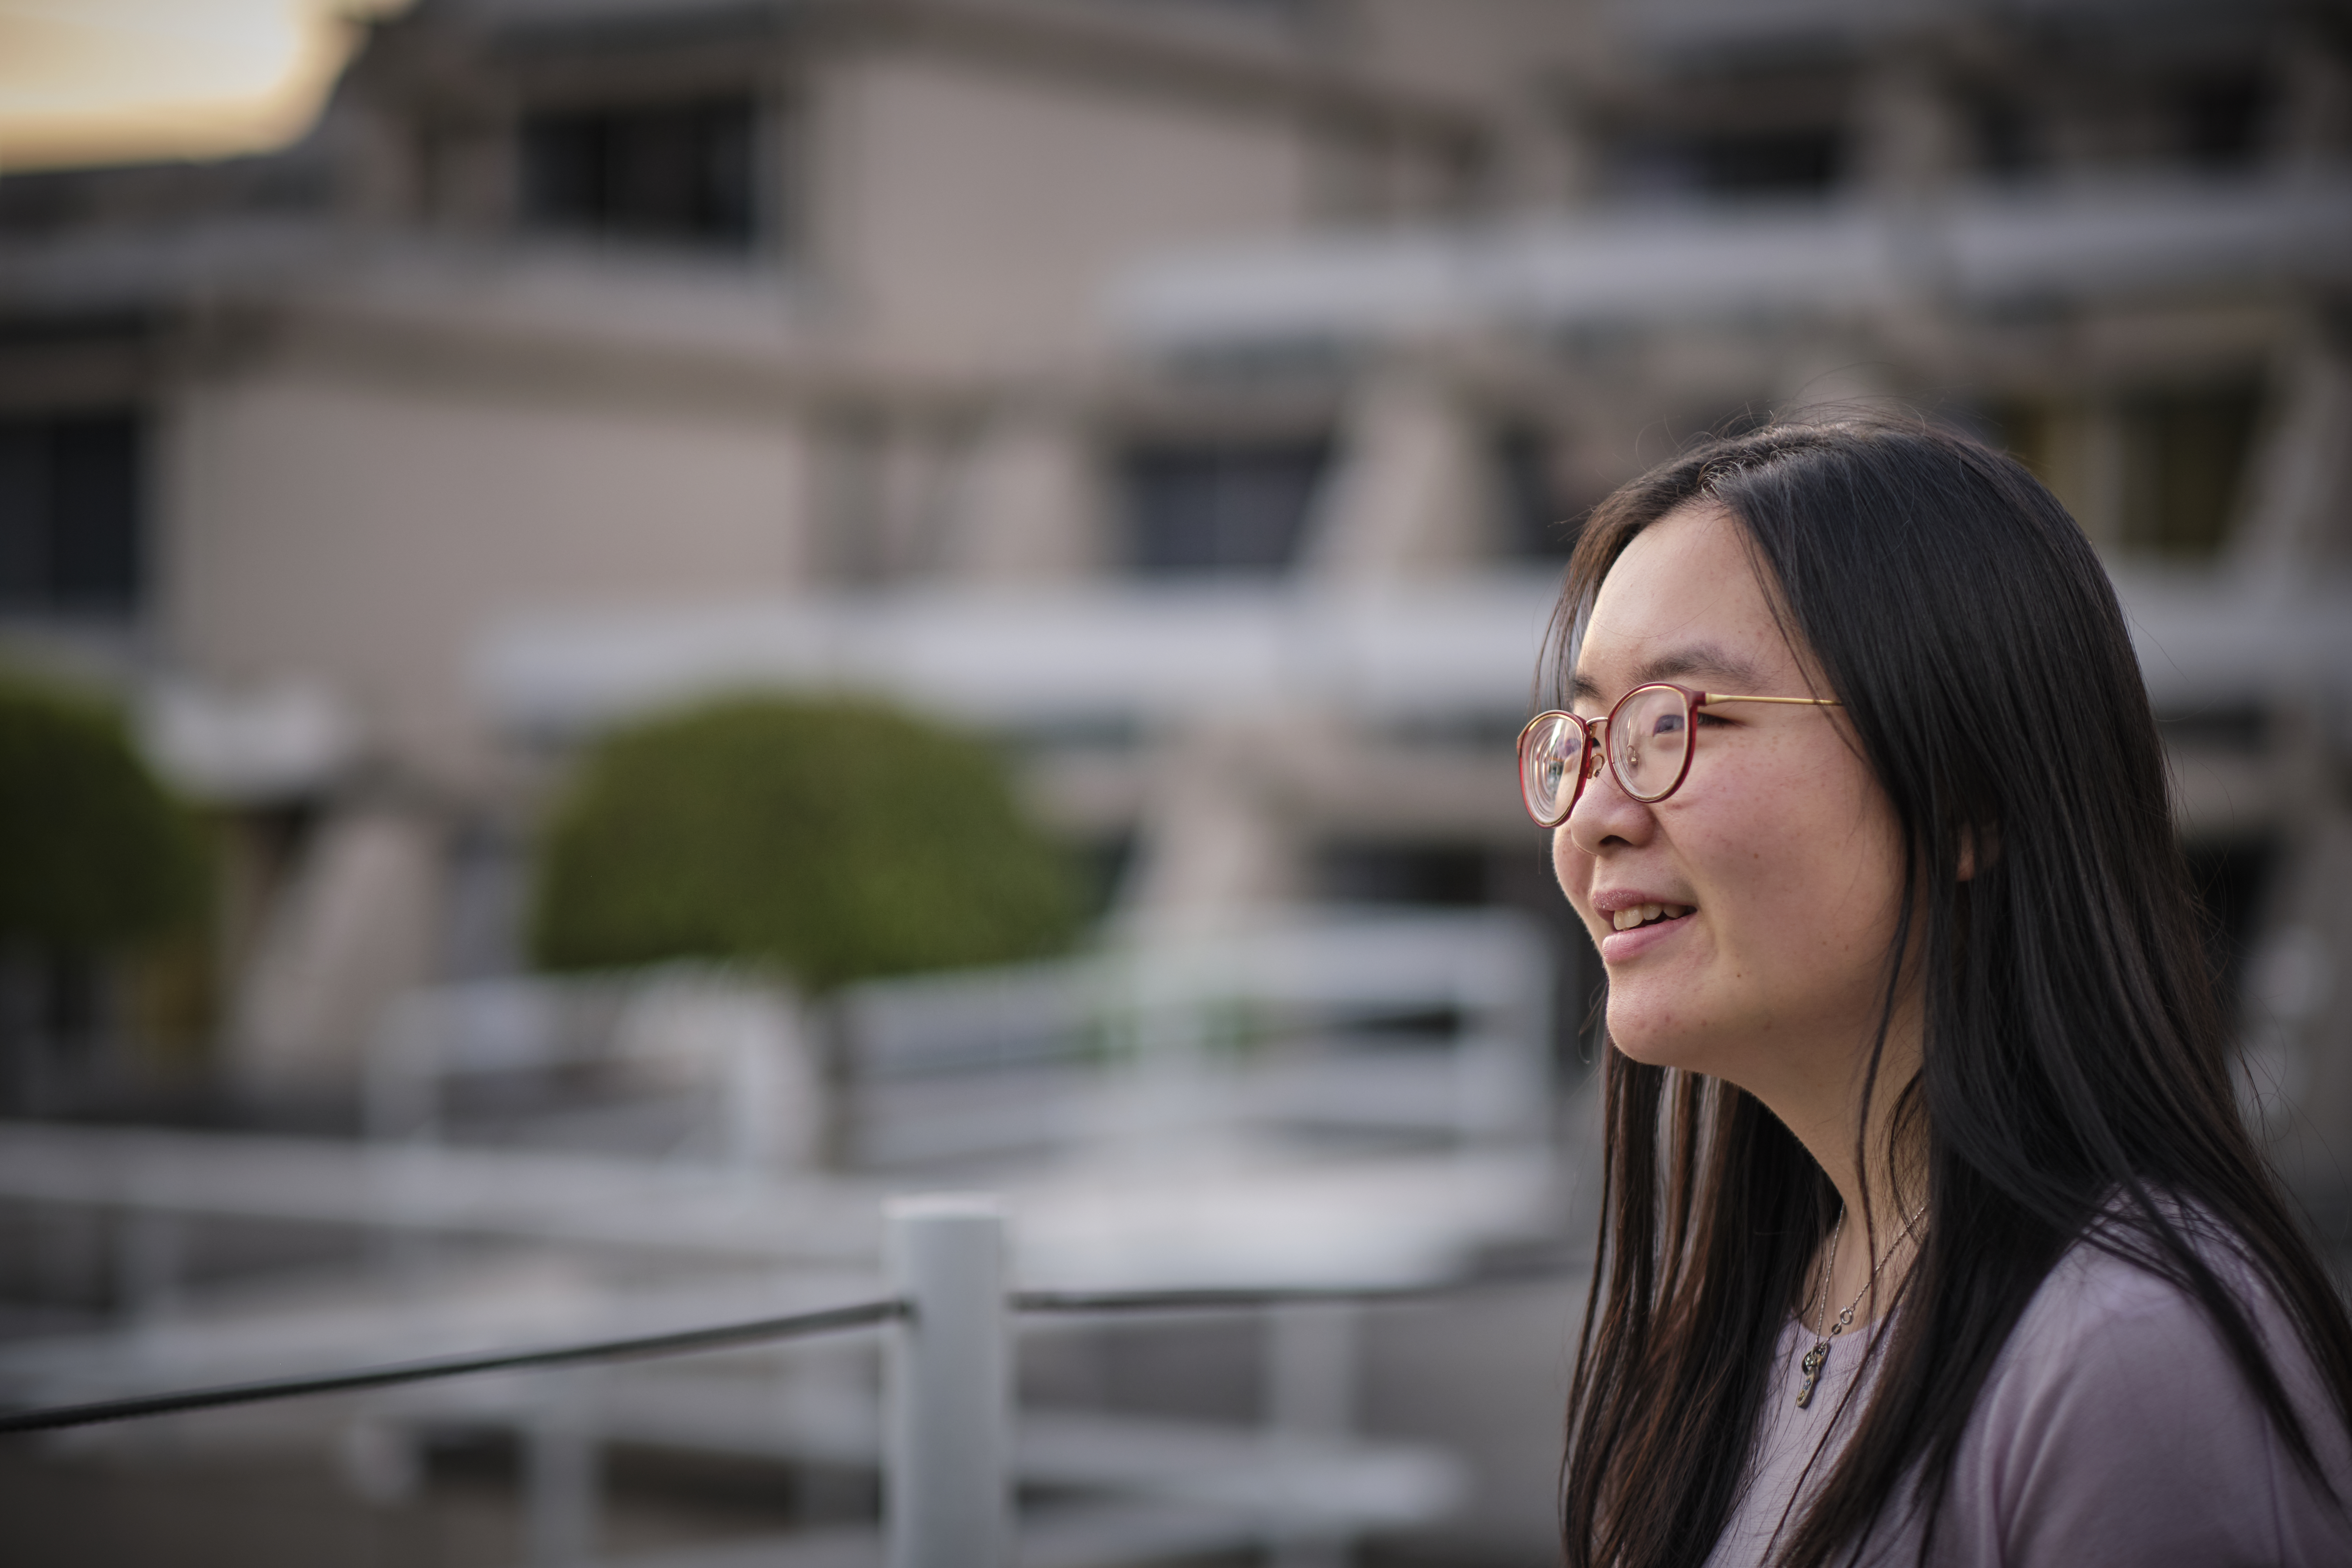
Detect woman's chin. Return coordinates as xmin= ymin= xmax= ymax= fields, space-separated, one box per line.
xmin=1605 ymin=1027 xmax=1686 ymax=1071
xmin=1603 ymin=1002 xmax=1716 ymax=1074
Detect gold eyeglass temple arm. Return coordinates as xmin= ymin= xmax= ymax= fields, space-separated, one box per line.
xmin=1700 ymin=694 xmax=1844 ymax=707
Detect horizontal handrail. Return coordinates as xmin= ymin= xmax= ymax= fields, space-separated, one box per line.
xmin=0 ymin=1256 xmax=1584 ymax=1437
xmin=0 ymin=1298 xmax=907 ymax=1436
xmin=1012 ymin=1254 xmax=1581 ymax=1315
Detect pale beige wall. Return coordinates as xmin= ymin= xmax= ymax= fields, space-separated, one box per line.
xmin=1322 ymin=0 xmax=1594 ymax=211
xmin=1347 ymin=0 xmax=1581 ymax=96
xmin=811 ymin=52 xmax=1312 ymax=372
xmin=160 ymin=367 xmax=814 ymax=786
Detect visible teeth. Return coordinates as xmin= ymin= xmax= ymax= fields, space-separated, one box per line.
xmin=1611 ymin=903 xmax=1692 ymax=931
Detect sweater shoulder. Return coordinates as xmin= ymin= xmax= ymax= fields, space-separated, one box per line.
xmin=1938 ymin=1223 xmax=2352 ymax=1567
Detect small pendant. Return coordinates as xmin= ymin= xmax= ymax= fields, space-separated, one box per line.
xmin=1796 ymin=1340 xmax=1829 ymax=1408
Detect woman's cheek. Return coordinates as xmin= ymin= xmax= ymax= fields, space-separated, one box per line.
xmin=1551 ymin=826 xmax=1587 ymax=910
xmin=1553 ymin=837 xmax=1612 ymax=953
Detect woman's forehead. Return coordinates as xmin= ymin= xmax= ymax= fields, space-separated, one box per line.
xmin=1576 ymin=504 xmax=1799 ymax=693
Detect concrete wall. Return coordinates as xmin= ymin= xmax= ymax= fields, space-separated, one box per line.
xmin=813 ymin=51 xmax=1312 ymax=371
xmin=161 ymin=363 xmax=814 ymax=786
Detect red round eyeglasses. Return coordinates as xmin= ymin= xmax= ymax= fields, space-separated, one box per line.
xmin=1517 ymin=682 xmax=1843 ymax=828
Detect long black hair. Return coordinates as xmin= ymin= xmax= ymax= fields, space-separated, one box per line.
xmin=1552 ymin=415 xmax=2352 ymax=1567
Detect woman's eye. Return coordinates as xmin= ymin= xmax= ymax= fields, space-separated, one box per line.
xmin=1695 ymin=712 xmax=1733 ymax=728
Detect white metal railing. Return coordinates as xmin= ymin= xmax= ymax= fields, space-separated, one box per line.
xmin=0 ymin=1193 xmax=1559 ymax=1568
xmin=0 ymin=911 xmax=1565 ymax=1563
xmin=359 ymin=908 xmax=1556 ymax=1173
xmin=835 ymin=908 xmax=1555 ymax=1167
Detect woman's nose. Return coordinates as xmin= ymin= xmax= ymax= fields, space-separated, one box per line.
xmin=1565 ymin=749 xmax=1654 ymax=855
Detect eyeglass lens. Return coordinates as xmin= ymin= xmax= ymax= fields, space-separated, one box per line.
xmin=1520 ymin=685 xmax=1699 ymax=824
xmin=1611 ymin=684 xmax=1690 ymax=802
xmin=1520 ymin=712 xmax=1587 ymax=824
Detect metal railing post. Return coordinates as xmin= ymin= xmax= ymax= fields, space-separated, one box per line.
xmin=526 ymin=1366 xmax=599 ymax=1568
xmin=885 ymin=1193 xmax=1010 ymax=1568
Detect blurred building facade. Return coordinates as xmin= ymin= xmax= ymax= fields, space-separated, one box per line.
xmin=1 ymin=0 xmax=2348 ymax=1186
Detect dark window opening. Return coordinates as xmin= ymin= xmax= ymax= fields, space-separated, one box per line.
xmin=1120 ymin=439 xmax=1329 ymax=575
xmin=2177 ymin=70 xmax=2270 ymax=168
xmin=521 ymin=96 xmax=757 ymax=249
xmin=2120 ymin=385 xmax=2262 ymax=558
xmin=1971 ymin=95 xmax=2042 ymax=178
xmin=1609 ymin=125 xmax=1845 ymax=201
xmin=0 ymin=411 xmax=143 ymax=617
xmin=1985 ymin=387 xmax=2264 ymax=559
xmin=1497 ymin=427 xmax=1588 ymax=560
xmin=1703 ymin=129 xmax=1844 ymax=195
xmin=1318 ymin=842 xmax=1490 ymax=907
xmin=1691 ymin=127 xmax=1844 ymax=196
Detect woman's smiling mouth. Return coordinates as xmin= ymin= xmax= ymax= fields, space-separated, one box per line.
xmin=1610 ymin=902 xmax=1693 ymax=931
xmin=1591 ymin=893 xmax=1699 ymax=961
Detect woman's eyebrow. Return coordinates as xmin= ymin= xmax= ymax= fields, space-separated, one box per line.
xmin=1572 ymin=643 xmax=1774 ymax=702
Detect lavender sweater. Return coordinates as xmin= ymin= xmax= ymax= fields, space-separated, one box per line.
xmin=1701 ymin=1236 xmax=2352 ymax=1566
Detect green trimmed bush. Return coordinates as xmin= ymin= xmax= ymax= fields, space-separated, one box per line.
xmin=0 ymin=670 xmax=208 ymax=952
xmin=528 ymin=695 xmax=1084 ymax=989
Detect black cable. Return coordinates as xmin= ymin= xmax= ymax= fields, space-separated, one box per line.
xmin=0 ymin=1298 xmax=907 ymax=1436
xmin=0 ymin=1255 xmax=1587 ymax=1436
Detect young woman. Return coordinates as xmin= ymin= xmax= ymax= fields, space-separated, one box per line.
xmin=1522 ymin=417 xmax=2352 ymax=1566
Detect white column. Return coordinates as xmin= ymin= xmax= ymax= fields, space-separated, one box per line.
xmin=886 ymin=1194 xmax=1011 ymax=1568
xmin=2227 ymin=337 xmax=2352 ymax=584
xmin=1113 ymin=715 xmax=1307 ymax=938
xmin=227 ymin=806 xmax=444 ymax=1090
xmin=942 ymin=407 xmax=1104 ymax=583
xmin=1298 ymin=370 xmax=1503 ymax=584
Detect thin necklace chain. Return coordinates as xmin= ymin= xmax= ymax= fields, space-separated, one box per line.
xmin=1803 ymin=1209 xmax=1844 ymax=1340
xmin=1795 ymin=1201 xmax=1927 ymax=1409
xmin=1815 ymin=1202 xmax=1927 ymax=1337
